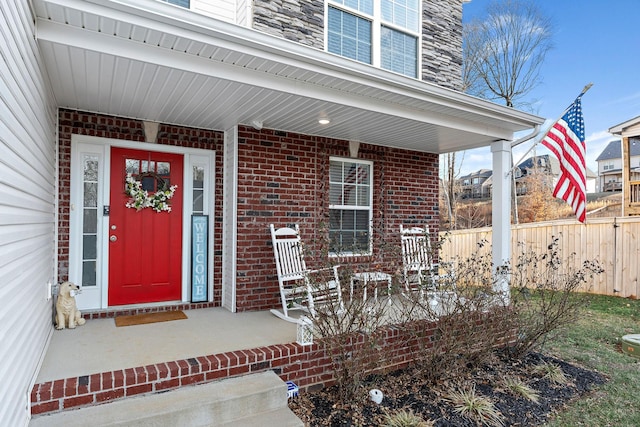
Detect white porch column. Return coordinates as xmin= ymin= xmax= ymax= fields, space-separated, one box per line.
xmin=491 ymin=140 xmax=511 ymax=304
xmin=221 ymin=125 xmax=238 ymax=312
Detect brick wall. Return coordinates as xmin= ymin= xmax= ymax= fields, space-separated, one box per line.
xmin=234 ymin=127 xmax=439 ymax=311
xmin=57 ymin=109 xmax=225 ymax=304
xmin=57 ymin=112 xmax=440 ymax=313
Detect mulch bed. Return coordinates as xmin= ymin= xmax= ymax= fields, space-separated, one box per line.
xmin=289 ymin=352 xmax=606 ymax=426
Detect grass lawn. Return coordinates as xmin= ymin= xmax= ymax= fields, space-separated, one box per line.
xmin=545 ymin=294 xmax=640 ymax=426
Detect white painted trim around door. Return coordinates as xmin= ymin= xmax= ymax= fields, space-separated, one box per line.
xmin=69 ymin=134 xmax=215 ymax=310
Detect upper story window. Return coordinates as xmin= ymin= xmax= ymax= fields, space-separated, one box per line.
xmin=160 ymin=0 xmax=190 ymax=8
xmin=603 ymin=163 xmax=614 ymax=171
xmin=327 ymin=0 xmax=421 ymax=78
xmin=329 ymin=158 xmax=373 ymax=255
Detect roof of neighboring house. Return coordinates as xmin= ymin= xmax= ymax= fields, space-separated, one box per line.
xmin=595 ymin=139 xmax=640 ymax=161
xmin=609 ymin=115 xmax=640 ymax=136
xmin=517 ymin=155 xmax=559 ymax=174
xmin=517 ymin=155 xmax=596 ymax=178
xmin=600 ymin=169 xmax=622 ymax=175
xmin=458 ymin=169 xmax=492 ymax=180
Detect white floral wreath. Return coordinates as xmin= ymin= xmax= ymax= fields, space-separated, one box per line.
xmin=125 ymin=173 xmax=177 ymax=213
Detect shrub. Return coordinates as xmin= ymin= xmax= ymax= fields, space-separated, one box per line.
xmin=400 ymin=238 xmax=518 ymax=382
xmin=301 ymin=221 xmax=602 ymax=404
xmin=445 ymin=383 xmax=505 ymax=427
xmin=500 ymin=375 xmax=540 ymax=403
xmin=383 ymin=408 xmax=433 ymax=427
xmin=532 ymin=361 xmax=569 ymax=385
xmin=306 ymin=221 xmax=411 ymax=402
xmin=508 ymin=236 xmax=604 ymax=357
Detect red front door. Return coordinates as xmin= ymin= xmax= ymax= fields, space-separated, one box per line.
xmin=109 ymin=147 xmax=184 ymax=306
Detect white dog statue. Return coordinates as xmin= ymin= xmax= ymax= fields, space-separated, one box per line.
xmin=55 ymin=281 xmax=86 ymax=330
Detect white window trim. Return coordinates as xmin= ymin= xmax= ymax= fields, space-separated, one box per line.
xmin=69 ymin=142 xmax=106 ymax=310
xmin=328 ymin=156 xmax=374 ymax=257
xmin=325 ymin=0 xmax=422 ymax=79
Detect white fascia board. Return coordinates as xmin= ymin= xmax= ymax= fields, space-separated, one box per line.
xmin=609 ymin=116 xmax=640 ymax=136
xmin=37 ymin=0 xmax=543 ymax=132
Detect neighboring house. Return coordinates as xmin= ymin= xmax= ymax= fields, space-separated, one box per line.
xmin=1 ymin=0 xmax=543 ymax=424
xmin=515 ymin=155 xmax=597 ymax=195
xmin=458 ymin=169 xmax=493 ymax=199
xmin=595 ymin=139 xmax=640 ymax=192
xmin=609 ymin=116 xmax=640 ymax=215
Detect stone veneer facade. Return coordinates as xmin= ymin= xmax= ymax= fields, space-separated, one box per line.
xmin=251 ymin=0 xmax=463 ymax=91
xmin=421 ymin=0 xmax=464 ymax=90
xmin=252 ymin=0 xmax=325 ymax=47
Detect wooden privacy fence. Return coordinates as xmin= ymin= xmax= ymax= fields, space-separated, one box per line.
xmin=439 ymin=217 xmax=640 ymax=298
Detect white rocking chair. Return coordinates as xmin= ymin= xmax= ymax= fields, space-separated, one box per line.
xmin=270 ymin=224 xmax=343 ymax=323
xmin=400 ymin=224 xmax=452 ymax=302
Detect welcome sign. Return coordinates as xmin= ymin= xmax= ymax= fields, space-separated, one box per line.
xmin=191 ymin=215 xmax=208 ymax=302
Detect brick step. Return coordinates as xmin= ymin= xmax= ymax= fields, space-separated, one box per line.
xmin=29 ymin=371 xmax=302 ymax=427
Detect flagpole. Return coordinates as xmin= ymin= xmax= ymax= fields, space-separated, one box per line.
xmin=509 ymin=83 xmax=594 ymax=175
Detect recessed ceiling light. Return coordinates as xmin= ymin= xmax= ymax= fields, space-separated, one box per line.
xmin=318 ymin=118 xmax=330 ymax=125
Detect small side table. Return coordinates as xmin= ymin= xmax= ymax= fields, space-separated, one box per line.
xmin=350 ymin=271 xmax=392 ymax=302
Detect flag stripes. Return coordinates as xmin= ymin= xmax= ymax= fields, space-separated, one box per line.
xmin=541 ymin=96 xmax=587 ymax=223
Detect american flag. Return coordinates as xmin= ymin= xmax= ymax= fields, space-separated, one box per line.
xmin=541 ymin=95 xmax=587 ymax=223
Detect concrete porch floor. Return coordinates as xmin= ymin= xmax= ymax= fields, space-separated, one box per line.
xmin=30 ymin=296 xmax=449 ymax=419
xmin=37 ymin=307 xmax=297 ymax=383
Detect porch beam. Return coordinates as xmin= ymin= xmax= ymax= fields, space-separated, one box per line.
xmin=491 ymin=140 xmax=511 ymax=304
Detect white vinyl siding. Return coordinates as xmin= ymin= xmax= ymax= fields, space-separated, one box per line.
xmin=0 ymin=1 xmax=57 ymax=425
xmin=192 ymin=0 xmax=236 ymax=23
xmin=236 ymin=0 xmax=252 ymax=27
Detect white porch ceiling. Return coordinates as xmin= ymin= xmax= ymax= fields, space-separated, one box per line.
xmin=32 ymin=0 xmax=544 ymax=154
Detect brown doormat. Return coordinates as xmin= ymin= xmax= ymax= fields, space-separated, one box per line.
xmin=115 ymin=310 xmax=188 ymax=327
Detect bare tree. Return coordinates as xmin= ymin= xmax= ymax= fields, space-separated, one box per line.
xmin=462 ymin=0 xmax=553 ymax=108
xmin=517 ymin=167 xmax=556 ymax=223
xmin=457 ymin=201 xmax=492 ymax=229
xmin=440 ymin=152 xmax=465 ymax=230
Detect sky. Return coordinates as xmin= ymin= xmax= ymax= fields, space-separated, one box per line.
xmin=454 ymin=0 xmax=640 ymax=176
